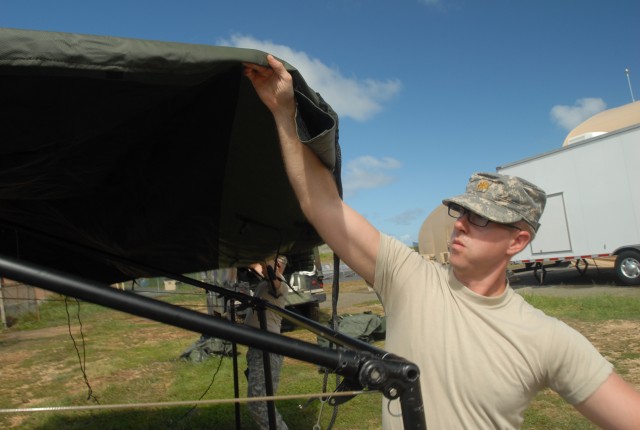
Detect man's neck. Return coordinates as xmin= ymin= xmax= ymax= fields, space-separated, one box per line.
xmin=453 ymin=266 xmax=509 ymax=297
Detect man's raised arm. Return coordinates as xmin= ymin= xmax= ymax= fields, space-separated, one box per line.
xmin=243 ymin=55 xmax=380 ymax=284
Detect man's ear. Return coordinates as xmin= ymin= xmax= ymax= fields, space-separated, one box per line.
xmin=507 ymin=230 xmax=531 ymax=257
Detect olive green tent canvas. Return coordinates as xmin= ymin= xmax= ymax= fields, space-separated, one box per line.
xmin=0 ymin=28 xmax=341 ymax=283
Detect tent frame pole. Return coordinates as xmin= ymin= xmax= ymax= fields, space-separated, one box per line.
xmin=0 ymin=253 xmax=425 ymax=429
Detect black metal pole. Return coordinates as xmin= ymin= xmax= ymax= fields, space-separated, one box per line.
xmin=229 ymin=302 xmax=241 ymax=430
xmin=0 ymin=254 xmax=351 ymax=370
xmin=0 ymin=254 xmax=427 ymax=429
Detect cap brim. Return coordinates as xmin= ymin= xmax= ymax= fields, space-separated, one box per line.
xmin=442 ymin=194 xmax=523 ymax=224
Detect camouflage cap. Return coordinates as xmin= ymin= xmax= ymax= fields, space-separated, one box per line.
xmin=442 ymin=172 xmax=546 ymax=231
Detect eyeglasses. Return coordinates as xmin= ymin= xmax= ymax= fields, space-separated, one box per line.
xmin=447 ymin=203 xmax=521 ymax=231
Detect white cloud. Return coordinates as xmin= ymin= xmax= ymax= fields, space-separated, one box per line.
xmin=550 ymin=98 xmax=607 ymax=130
xmin=388 ymin=208 xmax=425 ymax=226
xmin=342 ymin=155 xmax=402 ymax=198
xmin=218 ymin=35 xmax=401 ymax=121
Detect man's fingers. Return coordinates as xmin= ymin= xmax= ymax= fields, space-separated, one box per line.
xmin=242 ymin=61 xmax=271 ymax=78
xmin=242 ymin=55 xmax=286 ymax=81
xmin=266 ymin=54 xmax=286 ymax=74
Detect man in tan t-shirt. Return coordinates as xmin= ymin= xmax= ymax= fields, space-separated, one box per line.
xmin=243 ymin=55 xmax=640 ymax=429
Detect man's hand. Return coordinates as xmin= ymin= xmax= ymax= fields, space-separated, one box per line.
xmin=243 ymin=54 xmax=296 ymax=121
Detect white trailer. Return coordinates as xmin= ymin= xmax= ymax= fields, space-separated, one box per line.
xmin=497 ymin=123 xmax=640 ymax=285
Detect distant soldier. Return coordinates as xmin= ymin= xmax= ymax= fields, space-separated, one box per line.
xmin=243 ymin=256 xmax=289 ymax=430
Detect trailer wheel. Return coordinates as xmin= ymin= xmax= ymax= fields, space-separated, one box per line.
xmin=615 ymin=251 xmax=640 ymax=285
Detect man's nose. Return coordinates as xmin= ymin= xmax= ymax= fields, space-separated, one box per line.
xmin=453 ymin=212 xmax=470 ymax=230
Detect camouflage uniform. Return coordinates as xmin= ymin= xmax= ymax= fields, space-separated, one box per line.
xmin=245 ymin=347 xmax=288 ymax=430
xmin=244 ymin=274 xmax=289 ymax=430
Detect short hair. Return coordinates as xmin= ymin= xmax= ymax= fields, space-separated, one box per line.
xmin=515 ymin=219 xmax=536 ymax=240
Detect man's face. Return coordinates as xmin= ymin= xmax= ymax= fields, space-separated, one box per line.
xmin=448 ymin=209 xmax=522 ymax=277
xmin=275 ymin=260 xmax=286 ymax=277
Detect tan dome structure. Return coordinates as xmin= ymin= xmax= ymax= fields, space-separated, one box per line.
xmin=563 ymin=101 xmax=640 ymax=146
xmin=418 ymin=205 xmax=455 ymax=263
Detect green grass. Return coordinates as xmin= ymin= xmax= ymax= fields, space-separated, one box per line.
xmin=1 ymin=338 xmax=380 ymax=429
xmin=523 ymin=389 xmax=597 ymax=430
xmin=11 ymin=295 xmax=109 ymax=330
xmin=1 ymin=290 xmax=382 ymax=429
xmin=521 ymin=294 xmax=640 ymax=321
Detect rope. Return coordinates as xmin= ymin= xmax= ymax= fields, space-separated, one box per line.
xmin=177 ymin=352 xmax=225 ymax=420
xmin=0 ymin=390 xmax=375 ymax=414
xmin=64 ymin=296 xmax=99 ymax=405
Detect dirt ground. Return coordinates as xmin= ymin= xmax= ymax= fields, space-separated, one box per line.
xmin=569 ymin=319 xmax=640 ymax=389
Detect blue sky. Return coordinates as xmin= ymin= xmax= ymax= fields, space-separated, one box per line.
xmin=3 ymin=0 xmax=638 ymax=245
